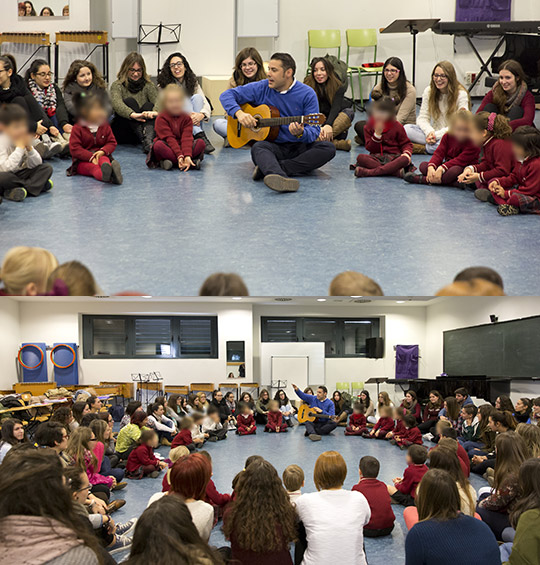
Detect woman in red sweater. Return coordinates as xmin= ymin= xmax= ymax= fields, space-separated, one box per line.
xmin=458 ymin=112 xmax=514 ymax=191
xmin=487 ymin=126 xmax=540 ymax=216
xmin=126 ymin=429 xmax=167 ymax=479
xmin=353 ymin=96 xmax=413 ymax=178
xmin=67 ymin=92 xmax=122 ymax=184
xmin=147 ymin=84 xmax=205 ymax=171
xmin=477 ymin=60 xmax=535 ymax=131
xmin=404 ymin=109 xmax=480 ymax=186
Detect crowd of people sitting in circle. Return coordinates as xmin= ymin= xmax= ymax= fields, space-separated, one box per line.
xmin=0 ymin=44 xmax=538 ymax=207
xmin=0 ymin=384 xmax=539 ymax=564
xmin=0 ymin=244 xmax=507 ymax=296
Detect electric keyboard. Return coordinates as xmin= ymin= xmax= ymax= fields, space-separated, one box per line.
xmin=433 ymin=21 xmax=540 ymax=36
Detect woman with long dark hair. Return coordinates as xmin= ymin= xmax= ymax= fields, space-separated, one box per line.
xmin=304 ymin=57 xmax=354 ymax=151
xmin=331 ymin=390 xmax=352 ymax=424
xmin=24 ymin=1 xmax=36 ymax=15
xmin=223 ymin=458 xmax=297 ymax=564
xmin=214 ymin=47 xmax=266 ymax=142
xmin=157 ymin=52 xmax=214 ymax=153
xmin=354 ymin=56 xmax=417 ymax=145
xmin=110 ymin=52 xmax=158 ymax=152
xmin=418 ymin=390 xmax=443 ymax=433
xmin=477 ymin=60 xmax=535 ymax=130
xmin=0 ymin=418 xmax=27 ymax=463
xmin=401 ymin=390 xmax=422 ymax=422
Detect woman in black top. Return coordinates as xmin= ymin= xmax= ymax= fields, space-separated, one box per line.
xmin=304 ymin=57 xmax=353 ymax=151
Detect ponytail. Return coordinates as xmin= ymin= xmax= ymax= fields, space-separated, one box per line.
xmin=473 ymin=111 xmax=512 ymax=140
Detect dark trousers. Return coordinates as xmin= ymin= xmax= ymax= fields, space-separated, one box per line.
xmin=91 ymin=483 xmax=111 ymax=503
xmin=390 ymin=490 xmax=415 ymax=507
xmin=471 ymin=458 xmax=495 ymax=475
xmin=0 ymin=164 xmax=53 ymax=196
xmin=482 ymin=102 xmax=524 ymax=122
xmin=157 ymin=429 xmax=174 ymax=442
xmin=255 ymin=412 xmax=268 ymax=425
xmin=111 ymin=98 xmax=155 ymax=145
xmin=305 ymin=419 xmax=338 ymax=436
xmin=114 ymin=444 xmax=136 ymax=461
xmin=417 ymin=419 xmax=437 ymax=433
xmin=207 ymin=428 xmax=228 ymax=440
xmin=364 ymin=525 xmax=394 ymax=537
xmin=251 ymin=140 xmax=335 ymax=178
xmin=477 ymin=496 xmax=511 ymax=540
xmin=354 ymin=120 xmax=367 ymax=145
xmin=100 ymin=454 xmax=124 ymax=482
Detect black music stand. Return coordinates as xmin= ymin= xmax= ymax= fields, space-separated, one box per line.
xmin=138 ymin=23 xmax=181 ymax=76
xmin=365 ymin=377 xmax=388 ymax=397
xmin=381 ymin=19 xmax=440 ymax=85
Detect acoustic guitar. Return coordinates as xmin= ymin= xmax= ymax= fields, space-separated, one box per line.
xmin=226 ymin=103 xmax=325 ymax=148
xmin=297 ymin=403 xmax=334 ymax=424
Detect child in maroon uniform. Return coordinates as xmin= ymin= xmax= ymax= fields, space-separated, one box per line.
xmin=345 ymin=402 xmax=367 ymax=436
xmin=393 ymin=414 xmax=423 ymax=449
xmin=364 ymin=405 xmax=394 ymax=439
xmin=171 ymin=416 xmax=196 ymax=451
xmin=68 ymin=92 xmax=122 ymax=184
xmin=147 ymin=84 xmax=205 ymax=171
xmin=353 ymin=96 xmax=413 ymax=178
xmin=458 ymin=111 xmax=514 ymax=190
xmin=404 ymin=109 xmax=480 ymax=187
xmin=387 ymin=444 xmax=428 ymax=506
xmin=126 ymin=429 xmax=167 ymax=479
xmin=352 ymin=456 xmax=395 ymax=537
xmin=385 ymin=407 xmax=406 ymax=440
xmin=200 ymin=450 xmax=231 ymax=515
xmin=264 ymin=400 xmax=288 ymax=433
xmin=486 ymin=126 xmax=540 ymax=216
xmin=236 ymin=402 xmax=256 ymax=435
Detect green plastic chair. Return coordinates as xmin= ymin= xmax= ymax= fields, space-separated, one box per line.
xmin=307 ymin=29 xmax=341 ymax=73
xmin=336 ymin=382 xmax=350 ymax=394
xmin=346 ymin=29 xmax=381 ymax=110
xmin=351 ymin=381 xmax=365 ymax=397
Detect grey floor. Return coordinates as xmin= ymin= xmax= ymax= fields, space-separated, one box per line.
xmin=110 ymin=423 xmax=488 ymax=564
xmin=1 ymin=109 xmax=539 ymax=296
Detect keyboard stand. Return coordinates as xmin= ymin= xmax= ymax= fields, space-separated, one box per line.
xmin=462 ymin=34 xmax=507 ymax=92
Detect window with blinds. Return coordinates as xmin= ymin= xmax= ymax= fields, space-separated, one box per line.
xmin=83 ymin=315 xmax=218 ymax=359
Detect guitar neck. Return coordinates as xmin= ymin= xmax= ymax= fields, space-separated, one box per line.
xmin=259 ymin=116 xmax=310 ymax=127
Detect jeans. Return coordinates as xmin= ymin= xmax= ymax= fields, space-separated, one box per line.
xmin=500 ymin=543 xmax=513 ymax=562
xmin=100 ymin=454 xmax=124 ymax=482
xmin=184 ymin=94 xmax=206 ymax=135
xmin=305 ymin=419 xmax=338 ymax=436
xmin=213 ymin=118 xmax=228 ymax=138
xmin=404 ymin=123 xmax=441 ymax=154
xmin=461 ymin=440 xmax=484 ymax=456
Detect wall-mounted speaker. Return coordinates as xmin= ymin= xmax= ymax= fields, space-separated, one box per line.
xmin=366 ymin=337 xmax=384 ymax=359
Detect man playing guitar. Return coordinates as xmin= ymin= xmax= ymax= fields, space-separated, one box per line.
xmin=220 ymin=52 xmax=336 ymax=193
xmin=293 ymin=384 xmax=337 ymax=441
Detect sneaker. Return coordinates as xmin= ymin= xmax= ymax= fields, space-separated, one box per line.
xmin=497 ymin=204 xmax=519 ymax=216
xmin=160 ymin=159 xmax=173 ymax=170
xmin=423 ymin=433 xmax=434 ymax=441
xmin=112 ymin=481 xmax=127 ymax=491
xmin=474 ymin=188 xmax=494 ymax=203
xmin=109 ymin=534 xmax=133 ymax=556
xmin=192 ymin=158 xmax=202 ymax=171
xmin=149 ymin=471 xmax=160 ymax=478
xmin=111 ymin=161 xmax=123 ymax=185
xmin=46 ymin=141 xmax=63 ymax=158
xmin=252 ymin=165 xmax=263 ymax=181
xmin=34 ymin=142 xmax=48 ymax=159
xmin=207 ymin=436 xmax=218 ymax=442
xmin=116 ymin=519 xmax=137 ymax=537
xmin=308 ymin=434 xmax=321 ymax=442
xmin=107 ymin=499 xmax=126 ymax=513
xmin=4 ymin=187 xmax=27 ymax=202
xmin=43 ymin=179 xmax=53 ymax=193
xmin=195 ymin=131 xmax=215 ymax=154
xmin=403 ymin=172 xmax=422 ymax=184
xmin=263 ymin=174 xmax=299 ymax=193
xmin=101 ymin=162 xmax=113 ymax=183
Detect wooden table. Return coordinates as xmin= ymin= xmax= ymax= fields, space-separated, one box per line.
xmin=0 ymin=398 xmax=70 ymax=437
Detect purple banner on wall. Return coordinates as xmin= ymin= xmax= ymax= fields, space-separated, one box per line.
xmin=395 ymin=345 xmax=419 ymax=380
xmin=456 ymin=0 xmax=511 ymax=22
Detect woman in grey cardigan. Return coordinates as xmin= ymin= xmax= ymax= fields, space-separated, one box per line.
xmin=110 ymin=52 xmax=158 ymax=153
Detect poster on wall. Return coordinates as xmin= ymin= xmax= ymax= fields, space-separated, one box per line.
xmin=456 ymin=0 xmax=511 ymax=22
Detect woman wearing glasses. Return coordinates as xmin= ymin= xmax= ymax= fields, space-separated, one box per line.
xmin=25 ymin=59 xmax=71 ymax=156
xmin=404 ymin=61 xmax=469 ymax=154
xmin=354 ymin=57 xmax=416 ymax=145
xmin=213 ymin=47 xmax=267 ymax=144
xmin=110 ymin=52 xmax=159 ymax=153
xmin=157 ymin=52 xmax=215 ymax=153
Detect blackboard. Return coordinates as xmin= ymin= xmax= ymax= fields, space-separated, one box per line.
xmin=443 ymin=316 xmax=540 ymax=378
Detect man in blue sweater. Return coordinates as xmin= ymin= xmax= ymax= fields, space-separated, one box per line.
xmin=293 ymin=384 xmax=337 ymax=441
xmin=220 ymin=52 xmax=336 ymax=193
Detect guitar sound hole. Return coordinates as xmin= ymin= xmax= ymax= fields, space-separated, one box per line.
xmin=252 ymin=114 xmax=263 ymax=132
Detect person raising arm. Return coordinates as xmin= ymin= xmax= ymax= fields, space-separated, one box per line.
xmin=293 ymin=384 xmax=337 ymax=441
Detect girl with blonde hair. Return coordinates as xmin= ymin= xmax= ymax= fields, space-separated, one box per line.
xmin=0 ymin=246 xmax=57 ymax=295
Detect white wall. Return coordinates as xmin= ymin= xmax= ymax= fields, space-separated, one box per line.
xmin=0 ymin=300 xmax=20 ymax=391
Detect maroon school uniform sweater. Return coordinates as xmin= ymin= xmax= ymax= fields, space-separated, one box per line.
xmin=493 ymin=156 xmax=540 ymax=200
xmin=399 ymin=426 xmax=423 ymax=445
xmin=171 ymin=428 xmax=193 ymax=448
xmin=470 ymin=137 xmax=515 ymax=184
xmin=396 ymin=463 xmax=428 ymax=498
xmin=353 ymin=478 xmax=395 ymax=530
xmin=266 ymin=411 xmax=284 ymax=430
xmin=374 ymin=416 xmax=395 ymax=434
xmin=393 ymin=419 xmax=406 ymax=436
xmin=477 ymin=89 xmax=536 ymax=130
xmin=364 ymin=118 xmax=413 ymax=157
xmin=154 ymin=111 xmax=195 ymax=158
xmin=348 ymin=413 xmax=367 ymax=427
xmin=237 ymin=413 xmax=255 ymax=429
xmin=427 ymin=133 xmax=480 ymax=171
xmin=69 ymin=122 xmax=117 ymax=162
xmin=205 ymin=478 xmax=232 ymax=507
xmin=126 ymin=444 xmax=159 ymax=472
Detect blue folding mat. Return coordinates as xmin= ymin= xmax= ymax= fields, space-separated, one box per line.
xmin=19 ymin=342 xmax=48 ymax=383
xmin=51 ymin=343 xmax=79 ymax=386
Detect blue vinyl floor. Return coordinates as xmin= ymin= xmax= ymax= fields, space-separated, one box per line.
xmin=110 ymin=423 xmax=488 ymax=564
xmin=1 ymin=109 xmax=539 ymax=296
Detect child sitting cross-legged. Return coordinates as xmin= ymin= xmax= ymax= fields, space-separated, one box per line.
xmin=353 ymin=96 xmax=413 ymax=179
xmin=352 ymin=456 xmax=395 ymax=537
xmin=364 ymin=405 xmax=394 ymax=439
xmin=202 ymin=405 xmax=227 ymax=442
xmin=126 ymin=429 xmax=168 ymax=479
xmin=264 ymin=399 xmax=288 ymax=433
xmin=385 ymin=407 xmax=406 ymax=440
xmin=391 ymin=413 xmax=423 ymax=449
xmin=171 ymin=416 xmax=198 ymax=452
xmin=146 ymin=84 xmax=205 ymax=171
xmin=404 ymin=109 xmax=480 ymax=187
xmin=387 ymin=444 xmax=428 ymax=507
xmin=282 ymin=464 xmax=305 ymax=504
xmin=236 ymin=402 xmax=256 ymax=435
xmin=344 ymin=402 xmax=368 ymax=436
xmin=199 ymin=450 xmax=232 ymax=515
xmin=0 ymin=103 xmax=53 ymax=202
xmin=191 ymin=412 xmax=209 ymax=445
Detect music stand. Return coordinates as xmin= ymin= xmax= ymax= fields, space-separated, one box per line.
xmin=138 ymin=24 xmax=181 ymax=76
xmin=365 ymin=377 xmax=388 ymax=397
xmin=381 ymin=19 xmax=440 ymax=85
xmin=132 ymin=371 xmax=163 ymax=410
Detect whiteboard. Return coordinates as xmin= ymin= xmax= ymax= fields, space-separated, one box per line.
xmin=271 ymin=356 xmax=309 ymax=399
xmin=111 ymin=0 xmax=139 ymax=39
xmin=237 ymin=0 xmax=279 ymax=38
